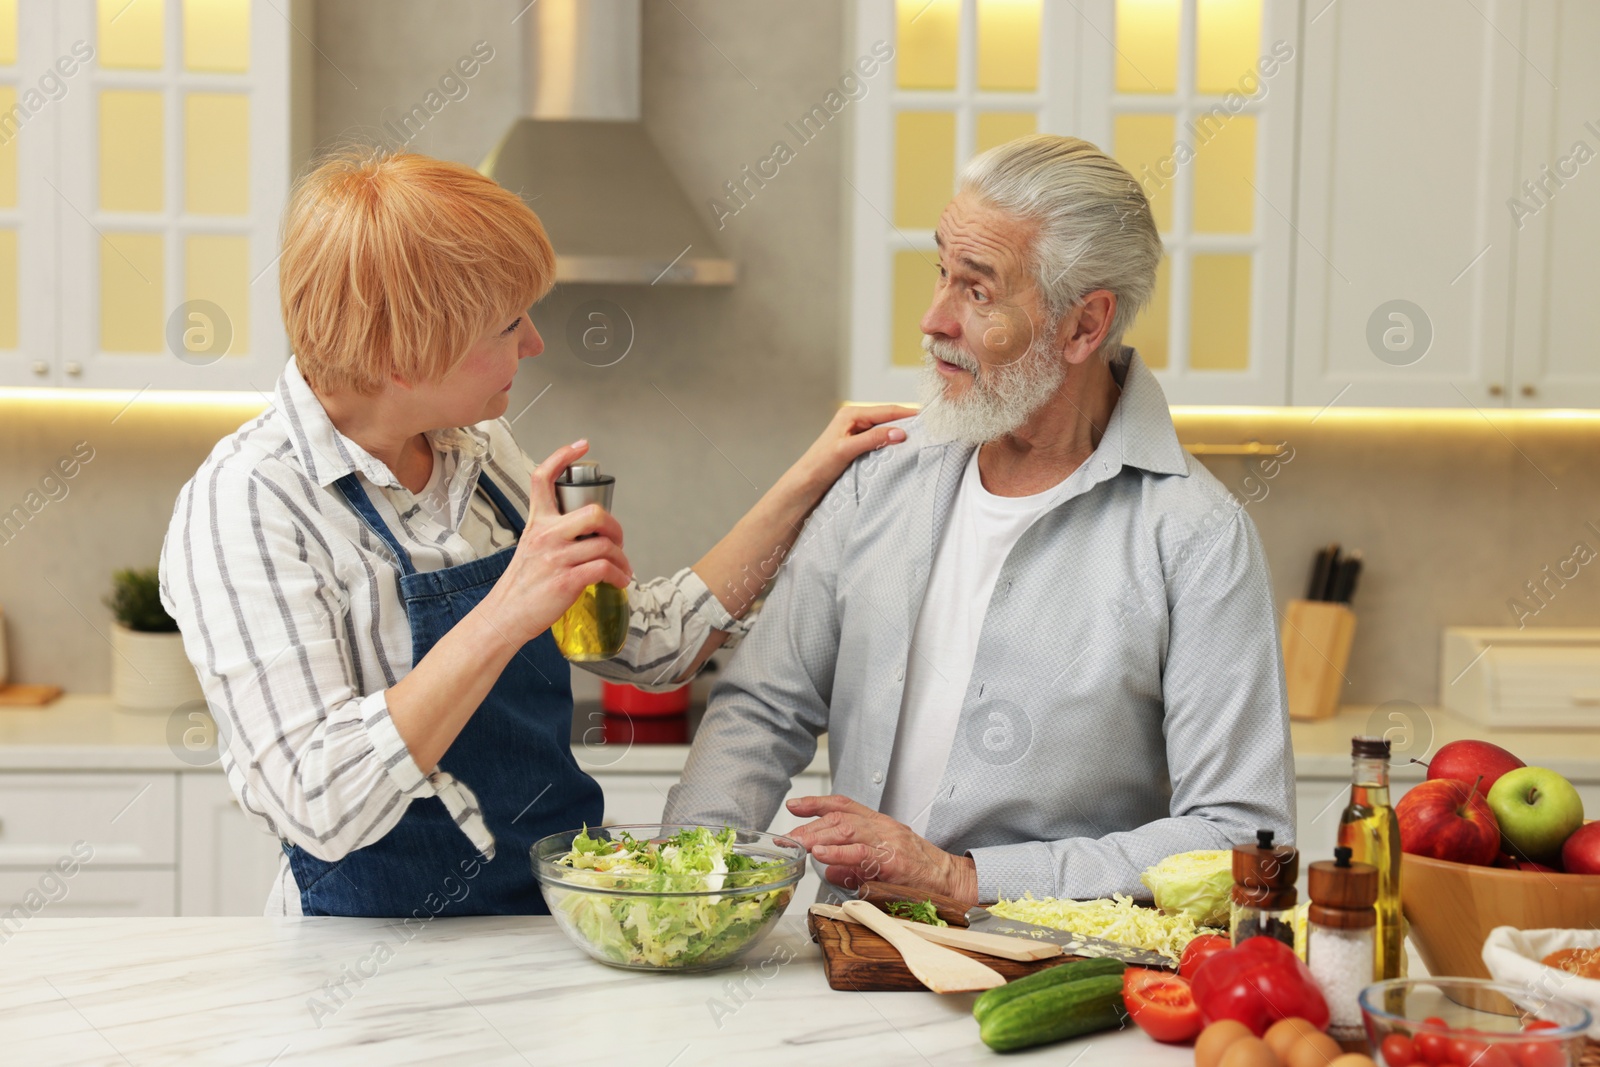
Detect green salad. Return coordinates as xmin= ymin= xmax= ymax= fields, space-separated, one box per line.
xmin=551 ymin=826 xmax=794 ymax=969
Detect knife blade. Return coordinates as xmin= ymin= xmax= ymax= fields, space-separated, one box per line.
xmin=964 ymin=909 xmax=1177 ymax=970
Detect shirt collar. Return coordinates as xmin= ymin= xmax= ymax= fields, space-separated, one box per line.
xmin=274 ymin=357 xmax=494 ymax=489
xmin=1093 ymin=348 xmax=1190 ymax=478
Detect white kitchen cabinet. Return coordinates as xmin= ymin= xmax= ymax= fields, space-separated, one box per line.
xmin=0 ymin=772 xmax=175 ymax=867
xmin=1508 ymin=0 xmax=1600 ymax=408
xmin=177 ymin=772 xmax=283 ymax=916
xmin=0 ymin=869 xmax=176 ymax=919
xmin=1291 ymin=0 xmax=1524 ymax=408
xmin=1 ymin=0 xmax=291 ymax=392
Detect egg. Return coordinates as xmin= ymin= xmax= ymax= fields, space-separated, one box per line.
xmin=1325 ymin=1056 xmax=1377 ymax=1067
xmin=1196 ymin=1019 xmax=1256 ymax=1067
xmin=1286 ymin=1031 xmax=1345 ymax=1067
xmin=1218 ymin=1036 xmax=1280 ymax=1067
xmin=1263 ymin=1018 xmax=1321 ymax=1061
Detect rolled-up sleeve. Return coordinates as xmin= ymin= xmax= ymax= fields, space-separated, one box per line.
xmin=576 ymin=567 xmax=753 ymax=692
xmin=160 ymin=468 xmax=436 ymax=863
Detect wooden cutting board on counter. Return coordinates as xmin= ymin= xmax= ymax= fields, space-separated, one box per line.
xmin=807 ymin=911 xmax=1089 ymax=991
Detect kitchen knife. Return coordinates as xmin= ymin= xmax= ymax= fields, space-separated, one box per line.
xmin=1331 ymin=552 xmax=1363 ymax=604
xmin=1307 ymin=543 xmax=1340 ymax=601
xmin=964 ymin=909 xmax=1177 ymax=970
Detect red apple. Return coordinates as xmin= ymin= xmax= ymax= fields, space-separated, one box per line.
xmin=1561 ymin=822 xmax=1600 ymax=875
xmin=1397 ymin=777 xmax=1502 ymax=866
xmin=1427 ymin=740 xmax=1525 ymax=794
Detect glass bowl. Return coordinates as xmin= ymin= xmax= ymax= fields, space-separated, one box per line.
xmin=1360 ymin=977 xmax=1592 ymax=1066
xmin=531 ymin=823 xmax=805 ymax=973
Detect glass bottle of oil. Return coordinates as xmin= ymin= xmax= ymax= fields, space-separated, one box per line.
xmin=1336 ymin=735 xmax=1403 ymax=980
xmin=550 ymin=462 xmax=629 ymax=661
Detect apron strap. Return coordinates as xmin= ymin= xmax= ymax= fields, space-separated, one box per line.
xmin=332 ymin=473 xmax=416 ymax=577
xmin=332 ymin=466 xmax=528 ymax=578
xmin=473 ymin=470 xmax=527 ymax=540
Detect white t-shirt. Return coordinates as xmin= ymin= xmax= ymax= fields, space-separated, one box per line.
xmin=879 ymin=448 xmax=1067 ymax=835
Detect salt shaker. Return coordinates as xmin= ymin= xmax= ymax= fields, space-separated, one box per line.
xmin=1306 ymin=846 xmax=1379 ymax=1041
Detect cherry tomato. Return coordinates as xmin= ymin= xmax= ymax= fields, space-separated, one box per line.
xmin=1122 ymin=967 xmax=1203 ymax=1044
xmin=1416 ymin=1017 xmax=1452 ymax=1065
xmin=1473 ymin=1048 xmax=1515 ymax=1067
xmin=1179 ymin=934 xmax=1232 ymax=981
xmin=1513 ymin=1041 xmax=1567 ymax=1067
xmin=1449 ymin=1037 xmax=1488 ymax=1065
xmin=1520 ymin=1020 xmax=1559 ymax=1032
xmin=1381 ymin=1032 xmax=1419 ymax=1066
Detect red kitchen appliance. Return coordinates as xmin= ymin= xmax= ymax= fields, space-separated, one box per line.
xmin=599 ymin=681 xmax=689 ymax=745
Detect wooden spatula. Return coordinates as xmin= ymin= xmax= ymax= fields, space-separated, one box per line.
xmin=811 ymin=903 xmax=1061 ymax=962
xmin=841 ymin=900 xmax=1007 ymax=993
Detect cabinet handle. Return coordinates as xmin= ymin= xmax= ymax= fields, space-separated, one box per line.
xmin=64 ymin=361 xmax=83 ymax=376
xmin=1520 ymin=384 xmax=1536 ymax=398
xmin=1488 ymin=383 xmax=1504 ymax=397
xmin=30 ymin=360 xmax=47 ymax=376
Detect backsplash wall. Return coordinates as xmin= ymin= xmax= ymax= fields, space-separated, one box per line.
xmin=2 ymin=1 xmax=1597 ymax=709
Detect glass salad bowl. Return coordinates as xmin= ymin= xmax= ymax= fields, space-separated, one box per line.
xmin=532 ymin=823 xmax=806 ymax=973
xmin=1360 ymin=977 xmax=1591 ymax=1066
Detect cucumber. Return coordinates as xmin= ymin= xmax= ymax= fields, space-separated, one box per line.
xmin=972 ymin=957 xmax=1126 ymax=1024
xmin=977 ymin=973 xmax=1129 ymax=1053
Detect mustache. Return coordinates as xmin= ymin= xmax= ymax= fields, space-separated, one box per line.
xmin=921 ymin=335 xmax=980 ymax=375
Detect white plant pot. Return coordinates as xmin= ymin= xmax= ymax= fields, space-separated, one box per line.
xmin=111 ymin=623 xmax=203 ymax=710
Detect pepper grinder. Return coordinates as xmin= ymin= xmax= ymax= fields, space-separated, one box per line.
xmin=550 ymin=462 xmax=629 ymax=661
xmin=1230 ymin=828 xmax=1299 ymax=951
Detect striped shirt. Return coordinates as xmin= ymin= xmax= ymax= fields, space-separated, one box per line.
xmin=159 ymin=358 xmax=745 ymax=914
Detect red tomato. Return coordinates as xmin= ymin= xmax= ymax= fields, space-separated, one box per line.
xmin=1520 ymin=1020 xmax=1559 ymax=1032
xmin=1190 ymin=936 xmax=1330 ymax=1035
xmin=1448 ymin=1037 xmax=1487 ymax=1065
xmin=1473 ymin=1049 xmax=1515 ymax=1067
xmin=1415 ymin=1018 xmax=1452 ymax=1066
xmin=1513 ymin=1041 xmax=1567 ymax=1067
xmin=1122 ymin=968 xmax=1203 ymax=1044
xmin=1179 ymin=934 xmax=1231 ymax=981
xmin=1381 ymin=1033 xmax=1419 ymax=1066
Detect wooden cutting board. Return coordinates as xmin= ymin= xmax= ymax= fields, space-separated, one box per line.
xmin=807 ymin=911 xmax=1092 ymax=991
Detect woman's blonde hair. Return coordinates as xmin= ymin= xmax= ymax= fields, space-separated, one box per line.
xmin=280 ymin=148 xmax=556 ymax=395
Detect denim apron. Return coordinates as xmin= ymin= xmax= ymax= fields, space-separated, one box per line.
xmin=285 ymin=469 xmax=604 ymax=917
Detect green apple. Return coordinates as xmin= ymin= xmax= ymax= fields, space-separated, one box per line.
xmin=1486 ymin=766 xmax=1585 ymax=862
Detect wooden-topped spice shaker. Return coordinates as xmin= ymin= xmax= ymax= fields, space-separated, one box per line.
xmin=1230 ymin=828 xmax=1298 ymax=949
xmin=1306 ymin=846 xmax=1379 ymax=1038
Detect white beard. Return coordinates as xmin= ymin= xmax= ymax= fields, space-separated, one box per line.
xmin=916 ymin=331 xmax=1067 ymax=446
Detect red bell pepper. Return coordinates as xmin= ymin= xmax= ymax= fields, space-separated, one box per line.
xmin=1189 ymin=936 xmax=1330 ymax=1036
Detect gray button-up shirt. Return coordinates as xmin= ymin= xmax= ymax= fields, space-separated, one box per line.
xmin=664 ymin=352 xmax=1296 ymax=902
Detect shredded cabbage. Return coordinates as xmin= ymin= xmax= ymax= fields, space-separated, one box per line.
xmin=552 ymin=826 xmax=792 ymax=969
xmin=1139 ymin=850 xmax=1235 ymax=928
xmin=988 ymin=893 xmax=1204 ymax=964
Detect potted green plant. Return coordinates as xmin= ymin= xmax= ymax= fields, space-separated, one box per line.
xmin=106 ymin=567 xmax=201 ymax=710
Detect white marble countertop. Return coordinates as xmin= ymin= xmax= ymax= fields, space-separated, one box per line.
xmin=2 ymin=915 xmax=1191 ymax=1066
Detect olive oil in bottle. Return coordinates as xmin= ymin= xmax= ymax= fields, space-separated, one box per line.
xmin=1336 ymin=735 xmax=1404 ymax=980
xmin=550 ymin=462 xmax=629 ymax=661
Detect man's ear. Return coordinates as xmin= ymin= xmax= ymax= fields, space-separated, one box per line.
xmin=1061 ymin=290 xmax=1117 ymax=365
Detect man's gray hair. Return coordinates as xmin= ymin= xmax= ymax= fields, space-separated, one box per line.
xmin=959 ymin=135 xmax=1162 ymax=359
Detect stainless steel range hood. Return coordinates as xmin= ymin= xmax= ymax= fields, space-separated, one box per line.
xmin=481 ymin=0 xmax=736 ymax=286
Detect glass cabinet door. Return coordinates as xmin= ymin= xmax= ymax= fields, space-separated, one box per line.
xmin=847 ymin=0 xmax=1298 ymax=406
xmin=52 ymin=0 xmax=289 ymax=391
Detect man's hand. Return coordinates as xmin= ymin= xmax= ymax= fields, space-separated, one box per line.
xmin=783 ymin=795 xmax=979 ymax=908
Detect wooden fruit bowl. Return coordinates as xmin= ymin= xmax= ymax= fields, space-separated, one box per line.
xmin=1401 ymin=852 xmax=1600 ymax=979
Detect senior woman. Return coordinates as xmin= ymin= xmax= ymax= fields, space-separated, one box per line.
xmin=159 ymin=150 xmax=910 ymax=918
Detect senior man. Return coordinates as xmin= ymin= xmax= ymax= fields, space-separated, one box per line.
xmin=663 ymin=135 xmax=1295 ymax=906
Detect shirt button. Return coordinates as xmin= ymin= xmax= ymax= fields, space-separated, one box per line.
xmin=872 ymin=771 xmax=883 ymax=784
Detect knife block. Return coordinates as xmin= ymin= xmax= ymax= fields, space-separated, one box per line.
xmin=1281 ymin=599 xmax=1356 ymax=721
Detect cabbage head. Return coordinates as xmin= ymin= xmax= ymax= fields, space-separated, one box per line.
xmin=1139 ymin=850 xmax=1233 ymax=928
